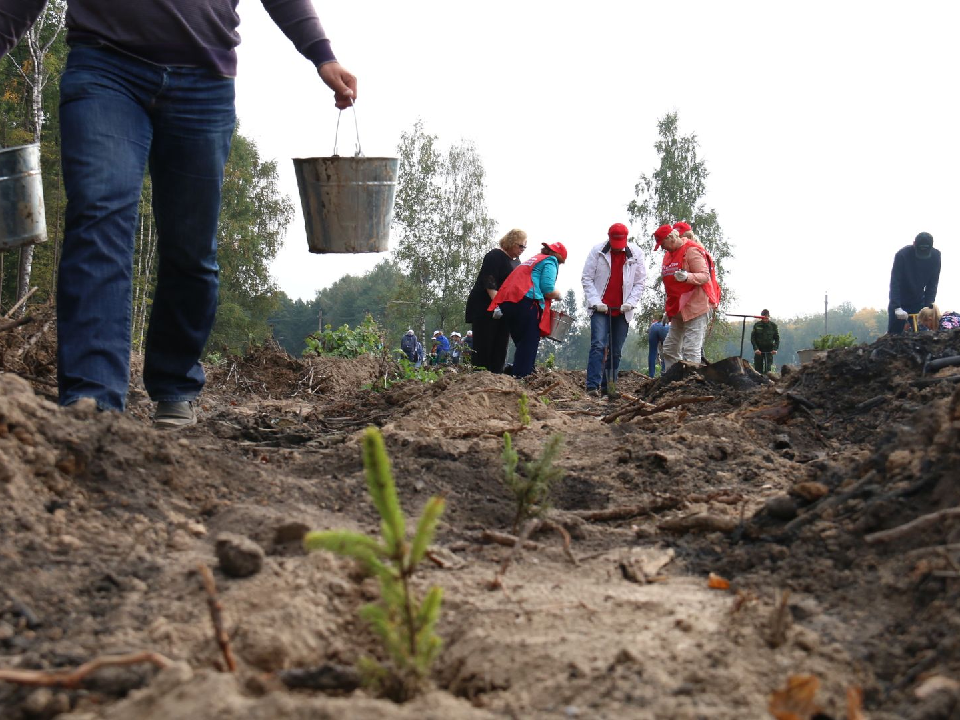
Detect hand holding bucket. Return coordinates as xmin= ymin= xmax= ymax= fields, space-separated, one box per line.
xmin=292 ymin=102 xmax=398 ymax=254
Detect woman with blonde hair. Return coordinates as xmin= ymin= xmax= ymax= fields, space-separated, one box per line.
xmin=465 ymin=229 xmax=526 ymax=372
xmin=918 ymin=305 xmax=941 ymax=331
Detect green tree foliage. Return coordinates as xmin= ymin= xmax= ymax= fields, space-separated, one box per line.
xmin=304 ymin=427 xmax=445 ymax=700
xmin=207 ymin=129 xmax=294 ymax=355
xmin=501 ymin=432 xmax=564 ymax=532
xmin=393 ymin=119 xmax=496 ymax=336
xmin=626 ymin=112 xmax=735 ymax=344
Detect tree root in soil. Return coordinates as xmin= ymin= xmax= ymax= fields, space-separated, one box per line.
xmin=865 ymin=506 xmax=960 ymax=545
xmin=572 ymin=495 xmax=684 ymax=522
xmin=487 ymin=518 xmax=578 ymax=590
xmin=602 ymin=395 xmax=714 ymax=424
xmin=658 ymin=513 xmax=739 ymax=534
xmin=0 ymin=652 xmax=172 ymax=688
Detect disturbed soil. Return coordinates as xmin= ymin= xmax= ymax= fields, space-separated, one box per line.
xmin=1 ymin=305 xmax=960 ymax=719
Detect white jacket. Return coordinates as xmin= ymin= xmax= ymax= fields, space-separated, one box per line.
xmin=581 ymin=241 xmax=647 ymax=324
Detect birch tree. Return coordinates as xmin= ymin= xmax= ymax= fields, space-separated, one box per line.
xmin=4 ymin=0 xmax=66 ymax=307
xmin=627 ymin=112 xmax=734 ymax=353
xmin=392 ymin=120 xmax=496 ymax=337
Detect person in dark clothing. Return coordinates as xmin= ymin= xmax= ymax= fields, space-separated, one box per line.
xmin=888 ymin=232 xmax=941 ymax=334
xmin=750 ymin=309 xmax=779 ymax=373
xmin=647 ymin=315 xmax=670 ymax=377
xmin=400 ymin=329 xmax=418 ymax=362
xmin=465 ymin=229 xmax=526 ymax=372
xmin=0 ymin=0 xmax=356 ymax=429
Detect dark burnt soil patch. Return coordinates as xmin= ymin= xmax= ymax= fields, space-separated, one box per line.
xmin=679 ymin=333 xmax=960 ymax=718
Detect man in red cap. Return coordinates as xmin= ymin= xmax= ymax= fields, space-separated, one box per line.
xmin=580 ymin=223 xmax=646 ymax=398
xmin=653 ymin=224 xmax=719 ymax=370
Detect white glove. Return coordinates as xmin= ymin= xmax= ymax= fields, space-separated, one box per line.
xmin=894 ymin=307 xmax=908 ymax=320
xmin=620 ymin=304 xmax=634 ymax=314
xmin=674 ymin=269 xmax=689 ymax=282
xmin=492 ymin=306 xmax=503 ymax=320
xmin=594 ymin=303 xmax=608 ymax=314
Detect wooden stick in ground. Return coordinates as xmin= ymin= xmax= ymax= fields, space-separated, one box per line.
xmin=865 ymin=507 xmax=960 ymax=545
xmin=0 ymin=651 xmax=172 ymax=688
xmin=198 ymin=563 xmax=237 ymax=672
xmin=488 ymin=519 xmax=539 ymax=589
xmin=480 ymin=529 xmax=539 ymax=550
xmin=538 ymin=519 xmax=578 ymax=565
xmin=0 ymin=316 xmax=32 ymax=334
xmin=3 ymin=286 xmax=38 ymax=318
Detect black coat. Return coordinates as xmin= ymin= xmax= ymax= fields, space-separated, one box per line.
xmin=465 ymin=248 xmax=519 ymax=323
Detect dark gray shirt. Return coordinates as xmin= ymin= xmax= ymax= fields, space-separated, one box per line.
xmin=0 ymin=0 xmax=335 ymax=76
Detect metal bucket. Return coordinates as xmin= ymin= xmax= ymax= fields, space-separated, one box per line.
xmin=0 ymin=143 xmax=46 ymax=250
xmin=546 ymin=310 xmax=574 ymax=342
xmin=292 ymin=156 xmax=398 ymax=254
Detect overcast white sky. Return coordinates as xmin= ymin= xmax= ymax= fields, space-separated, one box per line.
xmin=235 ymin=1 xmax=958 ymax=322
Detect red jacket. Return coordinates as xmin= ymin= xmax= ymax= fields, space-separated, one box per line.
xmin=488 ymin=254 xmax=550 ymax=310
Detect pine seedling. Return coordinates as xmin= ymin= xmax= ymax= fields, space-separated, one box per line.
xmin=501 ymin=432 xmax=564 ymax=532
xmin=518 ymin=392 xmax=531 ymax=426
xmin=304 ymin=427 xmax=445 ymax=701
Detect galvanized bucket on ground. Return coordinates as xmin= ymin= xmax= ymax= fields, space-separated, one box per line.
xmin=546 ymin=310 xmax=574 ymax=342
xmin=292 ymin=155 xmax=398 ymax=254
xmin=0 ymin=143 xmax=46 ymax=250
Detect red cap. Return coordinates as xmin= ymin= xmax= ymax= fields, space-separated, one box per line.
xmin=608 ymin=223 xmax=629 ymax=250
xmin=543 ymin=241 xmax=568 ymax=263
xmin=673 ymin=221 xmax=691 ymax=234
xmin=653 ymin=224 xmax=674 ymax=250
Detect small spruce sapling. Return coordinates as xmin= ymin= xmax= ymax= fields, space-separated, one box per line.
xmin=304 ymin=427 xmax=445 ymax=701
xmin=518 ymin=392 xmax=531 ymax=427
xmin=501 ymin=432 xmax=564 ymax=532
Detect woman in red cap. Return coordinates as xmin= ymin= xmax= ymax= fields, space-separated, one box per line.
xmin=653 ymin=224 xmax=718 ymax=370
xmin=488 ymin=242 xmax=567 ymax=378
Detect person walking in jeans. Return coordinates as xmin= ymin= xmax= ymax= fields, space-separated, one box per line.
xmin=581 ymin=223 xmax=646 ymax=398
xmin=0 ymin=1 xmax=356 ymax=427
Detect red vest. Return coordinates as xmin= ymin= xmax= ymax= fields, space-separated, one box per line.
xmin=488 ymin=254 xmax=550 ymax=310
xmin=661 ymin=241 xmax=722 ymax=316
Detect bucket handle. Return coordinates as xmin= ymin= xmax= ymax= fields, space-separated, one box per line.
xmin=332 ymin=102 xmax=363 ymax=158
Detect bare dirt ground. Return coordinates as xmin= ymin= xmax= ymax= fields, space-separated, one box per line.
xmin=1 ymin=305 xmax=959 ymax=719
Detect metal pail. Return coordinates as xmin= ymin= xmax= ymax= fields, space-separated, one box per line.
xmin=292 ymin=156 xmax=398 ymax=254
xmin=0 ymin=143 xmax=46 ymax=250
xmin=547 ymin=310 xmax=574 ymax=342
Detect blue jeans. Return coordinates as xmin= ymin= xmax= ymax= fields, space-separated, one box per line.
xmin=57 ymin=45 xmax=236 ymax=410
xmin=501 ymin=298 xmax=541 ymax=378
xmin=586 ymin=312 xmax=629 ymax=390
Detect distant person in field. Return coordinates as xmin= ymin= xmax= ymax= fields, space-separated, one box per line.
xmin=449 ymin=331 xmax=463 ymax=365
xmin=431 ymin=330 xmax=450 ymax=364
xmin=581 ymin=223 xmax=646 ymax=398
xmin=647 ymin=314 xmax=670 ymax=377
xmin=653 ymin=225 xmax=720 ymax=370
xmin=465 ymin=229 xmax=526 ymax=373
xmin=750 ymin=309 xmax=779 ymax=373
xmin=488 ymin=242 xmax=568 ymax=378
xmin=888 ymin=232 xmax=941 ymax=334
xmin=400 ymin=329 xmax=418 ymax=362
